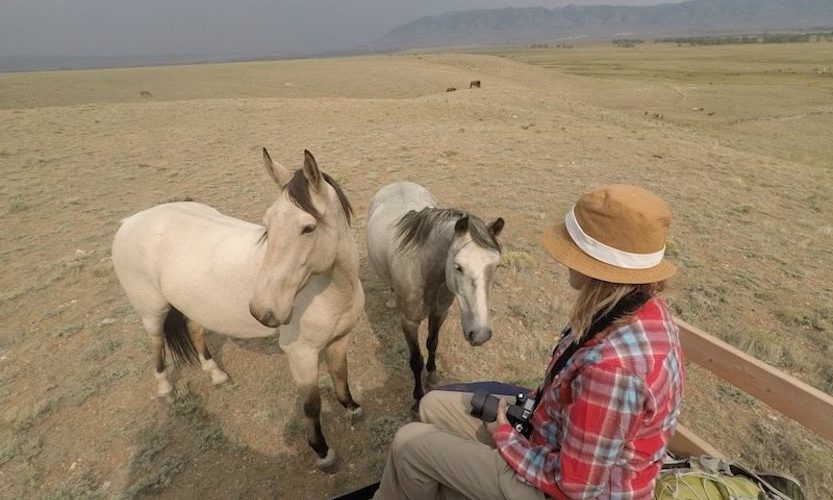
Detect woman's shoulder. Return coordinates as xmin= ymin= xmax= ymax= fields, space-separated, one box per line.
xmin=634 ymin=296 xmax=675 ymax=323
xmin=590 ymin=297 xmax=680 ymax=373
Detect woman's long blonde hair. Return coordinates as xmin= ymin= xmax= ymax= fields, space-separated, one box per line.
xmin=570 ymin=279 xmax=665 ymax=341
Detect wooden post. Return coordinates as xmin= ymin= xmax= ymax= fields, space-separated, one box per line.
xmin=675 ymin=318 xmax=833 ymax=443
xmin=669 ymin=423 xmax=724 ymax=458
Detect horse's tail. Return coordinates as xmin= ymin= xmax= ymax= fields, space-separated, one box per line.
xmin=163 ymin=307 xmax=199 ymax=366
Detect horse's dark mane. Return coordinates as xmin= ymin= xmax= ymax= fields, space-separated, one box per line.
xmin=285 ymin=169 xmax=353 ymax=226
xmin=395 ymin=208 xmax=501 ymax=253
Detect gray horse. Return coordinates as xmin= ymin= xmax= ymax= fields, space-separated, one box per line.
xmin=366 ymin=181 xmax=504 ymax=408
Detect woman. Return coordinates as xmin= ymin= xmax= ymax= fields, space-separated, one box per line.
xmin=373 ymin=184 xmax=684 ymax=500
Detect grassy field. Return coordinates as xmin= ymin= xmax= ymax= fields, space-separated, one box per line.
xmin=1 ymin=41 xmax=831 ymax=498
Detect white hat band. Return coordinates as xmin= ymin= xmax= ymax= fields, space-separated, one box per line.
xmin=565 ymin=206 xmax=665 ymax=269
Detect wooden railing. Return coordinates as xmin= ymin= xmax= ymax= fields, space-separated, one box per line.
xmin=669 ymin=318 xmax=833 ymax=458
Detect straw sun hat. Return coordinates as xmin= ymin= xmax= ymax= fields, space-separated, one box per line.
xmin=541 ymin=184 xmax=677 ymax=284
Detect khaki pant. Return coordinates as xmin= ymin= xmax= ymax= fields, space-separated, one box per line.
xmin=373 ymin=390 xmax=546 ymax=500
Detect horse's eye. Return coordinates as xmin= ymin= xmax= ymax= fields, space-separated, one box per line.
xmin=301 ymin=224 xmax=317 ymax=235
xmin=454 ymin=264 xmax=463 ymax=273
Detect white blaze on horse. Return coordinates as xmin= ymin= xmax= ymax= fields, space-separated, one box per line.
xmin=366 ymin=181 xmax=504 ymax=410
xmin=111 ymin=149 xmax=364 ymax=469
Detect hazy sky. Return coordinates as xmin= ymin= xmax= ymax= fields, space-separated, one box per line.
xmin=0 ymin=0 xmax=676 ymax=58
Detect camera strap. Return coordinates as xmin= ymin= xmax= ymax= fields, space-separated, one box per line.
xmin=543 ymin=291 xmax=651 ymax=388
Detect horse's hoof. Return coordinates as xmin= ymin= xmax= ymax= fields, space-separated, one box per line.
xmin=316 ymin=449 xmax=337 ymax=471
xmin=347 ymin=406 xmax=364 ymax=424
xmin=156 ymin=379 xmax=174 ymax=399
xmin=156 ymin=388 xmax=174 ymax=404
xmin=425 ymin=371 xmax=440 ymax=388
xmin=410 ymin=401 xmax=421 ymax=421
xmin=202 ymin=359 xmax=230 ymax=386
xmin=211 ymin=371 xmax=230 ymax=386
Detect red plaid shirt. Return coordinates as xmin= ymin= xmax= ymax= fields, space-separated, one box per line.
xmin=493 ymin=297 xmax=683 ymax=499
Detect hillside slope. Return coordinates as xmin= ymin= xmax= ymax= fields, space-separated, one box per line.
xmin=376 ymin=0 xmax=833 ymax=49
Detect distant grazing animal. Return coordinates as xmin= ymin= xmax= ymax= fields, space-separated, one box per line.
xmin=112 ymin=149 xmax=364 ymax=470
xmin=469 ymin=80 xmax=481 ymax=89
xmin=139 ymin=90 xmax=152 ymax=97
xmin=446 ymin=87 xmax=457 ymax=92
xmin=366 ymin=182 xmax=504 ymax=410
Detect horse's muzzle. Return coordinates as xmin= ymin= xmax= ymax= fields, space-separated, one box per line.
xmin=466 ymin=328 xmax=492 ymax=346
xmin=250 ymin=305 xmax=282 ymax=328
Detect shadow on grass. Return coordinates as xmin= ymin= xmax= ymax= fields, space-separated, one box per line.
xmin=120 ymin=389 xmax=287 ymax=500
xmin=337 ymin=259 xmax=417 ymax=479
xmin=118 ymin=378 xmax=410 ymax=499
xmin=113 ymin=272 xmax=410 ymax=499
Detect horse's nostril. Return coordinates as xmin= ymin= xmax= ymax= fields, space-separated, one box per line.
xmin=259 ymin=310 xmax=278 ymax=327
xmin=468 ymin=329 xmax=492 ymax=346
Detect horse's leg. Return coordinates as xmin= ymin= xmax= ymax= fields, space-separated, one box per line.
xmin=401 ymin=315 xmax=424 ymax=411
xmin=324 ymin=335 xmax=362 ymax=422
xmin=287 ymin=347 xmax=335 ymax=470
xmin=142 ymin=314 xmax=173 ymax=398
xmin=425 ymin=311 xmax=448 ymax=388
xmin=186 ymin=319 xmax=229 ymax=386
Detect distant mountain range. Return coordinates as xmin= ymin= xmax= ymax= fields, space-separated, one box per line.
xmin=374 ymin=0 xmax=833 ymax=50
xmin=4 ymin=0 xmax=832 ymax=72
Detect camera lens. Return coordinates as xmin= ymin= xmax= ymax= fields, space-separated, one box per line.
xmin=470 ymin=390 xmax=500 ymax=422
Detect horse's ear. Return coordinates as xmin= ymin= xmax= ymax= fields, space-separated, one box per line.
xmin=488 ymin=217 xmax=505 ymax=238
xmin=262 ymin=148 xmax=292 ymax=187
xmin=303 ymin=149 xmax=323 ymax=192
xmin=454 ymin=216 xmax=469 ymax=235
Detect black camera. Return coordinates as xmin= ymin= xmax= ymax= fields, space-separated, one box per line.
xmin=470 ymin=390 xmax=536 ymax=438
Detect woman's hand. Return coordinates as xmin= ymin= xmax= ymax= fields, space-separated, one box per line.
xmin=485 ymin=398 xmax=510 ymax=434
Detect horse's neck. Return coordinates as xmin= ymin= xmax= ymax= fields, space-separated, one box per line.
xmin=420 ymin=222 xmax=456 ymax=292
xmin=328 ymin=226 xmax=362 ymax=293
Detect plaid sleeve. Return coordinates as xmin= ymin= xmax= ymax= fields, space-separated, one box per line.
xmin=561 ymin=362 xmax=646 ymax=497
xmin=493 ymin=362 xmax=646 ymax=499
xmin=493 ymin=422 xmax=568 ymax=499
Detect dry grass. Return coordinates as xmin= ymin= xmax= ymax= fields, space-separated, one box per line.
xmin=1 ymin=41 xmax=831 ymax=498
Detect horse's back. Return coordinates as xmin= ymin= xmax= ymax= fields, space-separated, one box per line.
xmin=368 ymin=182 xmax=435 ymax=219
xmin=114 ymin=202 xmax=254 ymax=266
xmin=367 ymin=182 xmax=436 ymax=239
xmin=367 ymin=182 xmax=435 ymax=281
xmin=118 ymin=202 xmax=260 ymax=234
xmin=112 ymin=202 xmax=265 ymax=325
